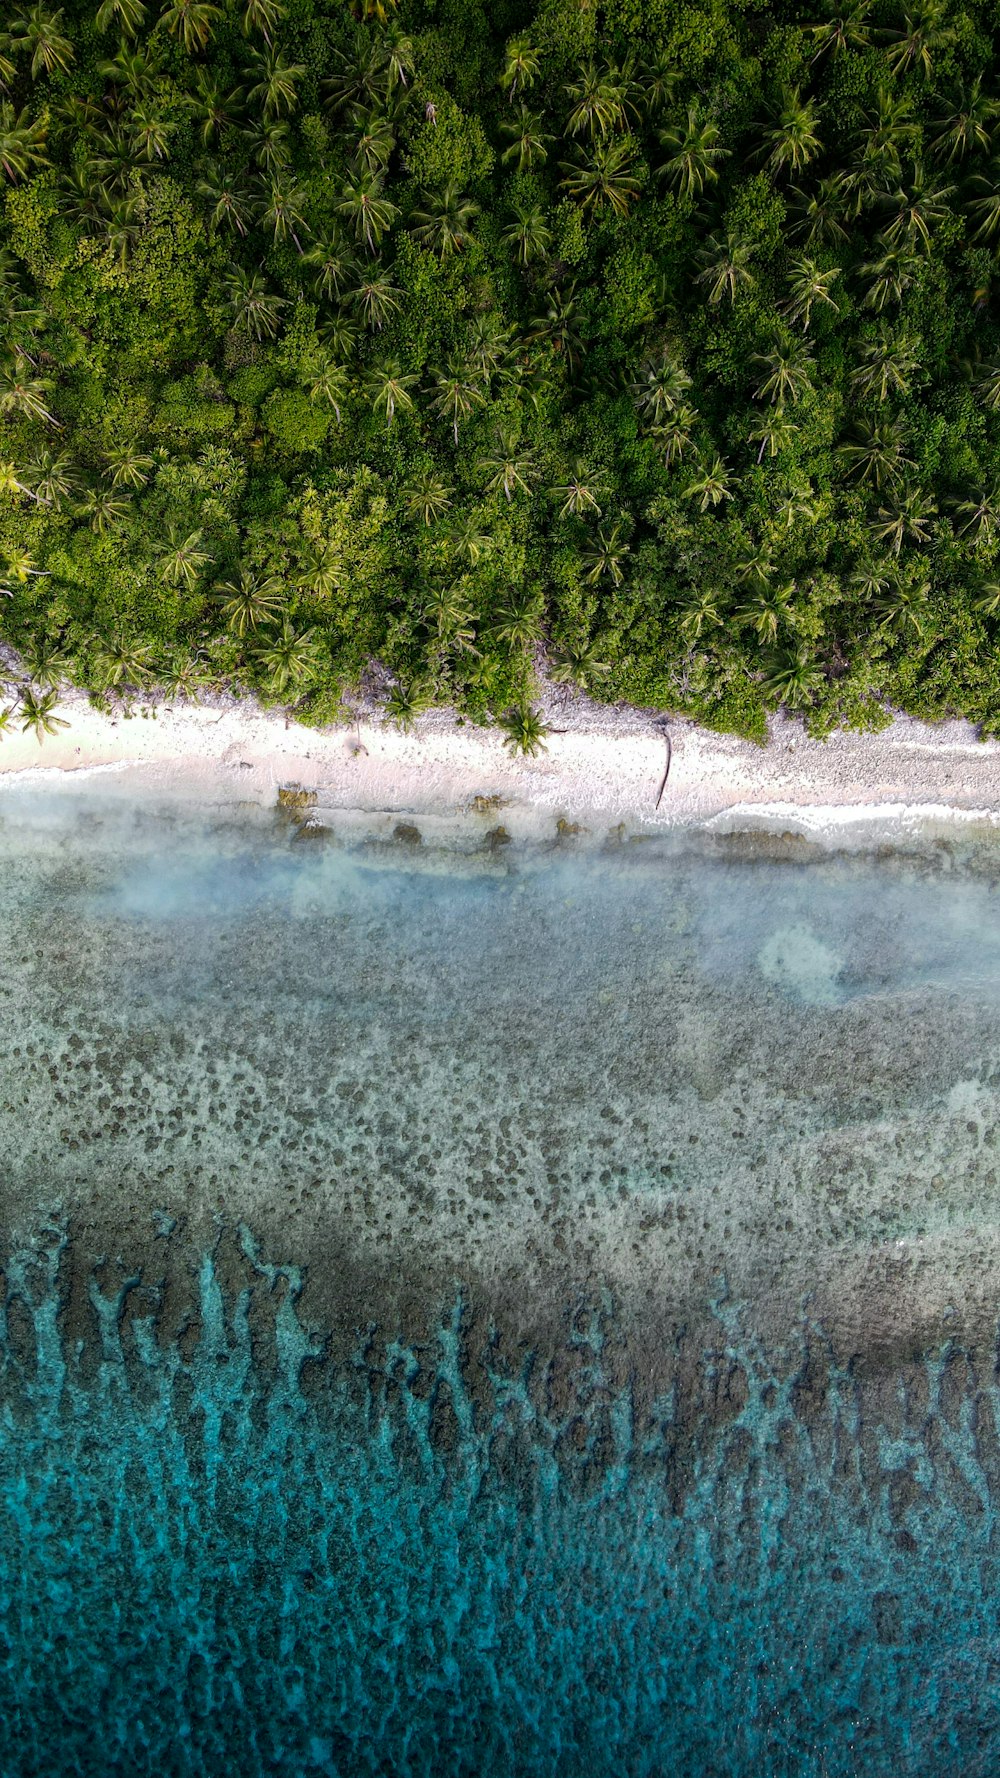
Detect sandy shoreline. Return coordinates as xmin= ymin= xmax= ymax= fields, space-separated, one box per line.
xmin=3 ymin=683 xmax=1000 ymax=842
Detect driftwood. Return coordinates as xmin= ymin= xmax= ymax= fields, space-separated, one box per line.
xmin=654 ymin=723 xmax=672 ymax=809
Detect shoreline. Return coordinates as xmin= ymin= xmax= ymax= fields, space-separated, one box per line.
xmin=4 ymin=685 xmax=1000 ymax=845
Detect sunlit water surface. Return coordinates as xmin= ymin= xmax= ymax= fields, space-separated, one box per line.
xmin=3 ymin=787 xmax=1000 ymax=1775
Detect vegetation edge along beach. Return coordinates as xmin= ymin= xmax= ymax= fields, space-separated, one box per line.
xmin=4 ymin=0 xmax=1000 ymax=750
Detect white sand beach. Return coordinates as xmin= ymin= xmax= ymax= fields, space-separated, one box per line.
xmin=4 ymin=677 xmax=1000 ymax=842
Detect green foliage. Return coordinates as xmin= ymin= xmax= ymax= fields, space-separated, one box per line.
xmin=3 ymin=0 xmax=1000 ymax=736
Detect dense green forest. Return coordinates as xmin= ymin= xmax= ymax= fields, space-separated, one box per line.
xmin=3 ymin=0 xmax=1000 ymax=743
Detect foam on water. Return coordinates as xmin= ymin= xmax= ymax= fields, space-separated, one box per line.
xmin=3 ymin=786 xmax=1000 ymax=1773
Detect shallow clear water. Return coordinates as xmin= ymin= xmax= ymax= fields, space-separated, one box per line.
xmin=4 ymin=787 xmax=1000 ymax=1774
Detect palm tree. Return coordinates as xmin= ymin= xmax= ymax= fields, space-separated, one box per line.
xmin=96 ymin=0 xmax=147 ymax=34
xmin=883 ymin=1 xmax=953 ymax=79
xmin=967 ymin=166 xmax=1000 ymax=245
xmin=244 ymin=117 xmax=291 ymax=176
xmin=304 ymin=353 xmax=349 ymax=420
xmin=560 ymin=138 xmax=641 ymax=218
xmin=318 ymin=312 xmax=361 ymax=360
xmin=427 ymin=358 xmax=486 ymax=445
xmin=385 ymin=677 xmax=434 ymax=730
xmin=762 ymin=647 xmax=824 ymax=709
xmin=746 ymin=407 xmax=795 ymax=462
xmin=365 ymin=358 xmax=418 ymax=426
xmin=449 ymin=511 xmax=491 ymax=566
xmin=9 ymin=5 xmax=74 ymax=78
xmin=526 ymin=285 xmax=583 ymax=369
xmin=953 ymin=486 xmax=1000 ymax=546
xmin=682 ymin=453 xmax=733 ymax=511
xmin=736 ymin=581 xmax=795 ymax=642
xmin=502 ymin=201 xmax=552 ymax=266
xmin=129 ymin=101 xmax=174 ymax=161
xmin=336 ymin=173 xmax=399 ymax=252
xmin=880 ymin=166 xmax=956 ymax=252
xmin=409 ymin=184 xmax=479 ymax=259
xmin=781 ymin=257 xmax=840 ymax=329
xmin=869 ymin=484 xmax=937 ymax=553
xmin=213 ymin=568 xmax=284 ymax=636
xmin=351 ymin=111 xmax=395 ymax=177
xmin=30 ymin=447 xmax=79 ymax=507
xmin=677 ymin=585 xmax=724 ymax=645
xmin=95 ymin=629 xmax=156 ymax=688
xmin=78 ymin=485 xmax=131 ymax=532
xmin=466 ymin=314 xmax=513 ymax=385
xmin=157 ymin=527 xmax=212 ymax=589
xmin=260 ymin=180 xmax=309 ymax=250
xmin=499 ymin=704 xmax=548 ymax=757
xmin=651 ymin=404 xmax=699 ymax=466
xmin=836 ymin=416 xmax=914 ymax=488
xmin=870 ymin=571 xmax=934 ymax=640
xmin=477 ymin=430 xmax=537 ymax=502
xmin=0 ymin=357 xmax=56 ymax=425
xmin=849 ymin=325 xmax=921 ymax=401
xmin=246 ymin=47 xmax=305 ymax=118
xmin=295 ymin=544 xmax=339 ymax=598
xmin=304 ymin=230 xmax=356 ymax=301
xmin=158 ymin=0 xmax=221 ymax=53
xmin=695 ymin=230 xmax=755 ymax=306
xmin=255 ymin=618 xmax=323 ymax=697
xmin=581 ymin=521 xmax=630 ymax=586
xmin=223 ymin=265 xmax=284 ymax=339
xmin=196 ymin=169 xmax=252 ymax=238
xmin=499 ymin=34 xmax=541 ymax=97
xmin=242 ymin=0 xmax=285 ymax=40
xmin=788 ymin=176 xmax=850 ymax=247
xmin=492 ymin=593 xmax=543 ymax=647
xmin=549 ymin=640 xmax=610 ymax=690
xmin=324 ymin=29 xmax=391 ymax=115
xmin=549 ymin=461 xmax=605 ymax=518
xmin=752 ymin=338 xmax=814 ymax=405
xmin=158 ymin=650 xmax=210 ymax=702
xmin=658 ymin=106 xmax=728 ymax=201
xmin=0 ymin=458 xmax=44 ymax=503
xmin=809 ymin=0 xmax=872 ymax=60
xmin=19 ymin=632 xmax=70 ymax=687
xmin=928 ymin=77 xmax=997 ymax=163
xmin=762 ymin=88 xmax=822 ymax=174
xmin=0 ymin=103 xmax=49 ymax=182
xmin=631 ymin=355 xmax=693 ymax=426
xmin=860 ymin=245 xmax=922 ymax=310
xmin=972 ymin=360 xmax=1000 ymax=410
xmin=402 ymin=468 xmax=452 ymax=525
xmin=19 ymin=685 xmax=68 ymax=741
xmin=563 ymin=59 xmax=632 ymax=139
xmin=500 ymin=105 xmax=552 ymax=172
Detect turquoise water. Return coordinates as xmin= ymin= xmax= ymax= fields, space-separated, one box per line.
xmin=3 ymin=788 xmax=1000 ymax=1773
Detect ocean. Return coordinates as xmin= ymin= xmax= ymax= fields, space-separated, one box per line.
xmin=2 ymin=782 xmax=1000 ymax=1775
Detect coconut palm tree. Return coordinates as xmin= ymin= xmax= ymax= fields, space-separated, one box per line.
xmin=96 ymin=0 xmax=147 ymax=34
xmin=336 ymin=173 xmax=399 ymax=252
xmin=402 ymin=468 xmax=452 ymax=525
xmin=0 ymin=103 xmax=49 ymax=182
xmin=762 ymin=87 xmax=822 ymax=174
xmin=695 ymin=230 xmax=755 ymax=306
xmin=883 ymin=0 xmax=953 ymax=79
xmin=19 ymin=685 xmax=68 ymax=741
xmin=492 ymin=592 xmax=543 ymax=648
xmin=499 ymin=704 xmax=548 ymax=756
xmin=295 ymin=544 xmax=340 ymax=598
xmin=781 ymin=257 xmax=840 ymax=329
xmin=657 ymin=106 xmax=728 ymax=200
xmin=242 ymin=0 xmax=284 ymax=40
xmin=502 ymin=200 xmax=552 ymax=266
xmin=526 ymin=285 xmax=584 ymax=368
xmin=0 ymin=458 xmax=44 ymax=502
xmin=196 ymin=169 xmax=252 ymax=237
xmin=351 ymin=110 xmax=396 ymax=177
xmin=809 ymin=0 xmax=872 ymax=60
xmin=304 ymin=230 xmax=356 ymax=301
xmin=19 ymin=632 xmax=70 ymax=688
xmin=255 ymin=618 xmax=323 ymax=697
xmin=78 ymin=485 xmax=131 ymax=532
xmin=365 ymin=358 xmax=418 ymax=426
xmin=500 ymin=105 xmax=552 ymax=172
xmin=260 ymin=180 xmax=309 ymax=250
xmin=158 ymin=0 xmax=221 ymax=53
xmin=850 ymin=325 xmax=921 ymax=401
xmin=30 ymin=447 xmax=79 ymax=507
xmin=9 ymin=4 xmax=74 ymax=78
xmin=762 ymin=647 xmax=824 ymax=709
xmin=682 ymin=453 xmax=733 ymax=511
xmin=928 ymin=77 xmax=997 ymax=163
xmin=836 ymin=416 xmax=914 ymax=488
xmin=448 ymin=510 xmax=491 ymax=566
xmin=0 ymin=357 xmax=56 ymax=425
xmin=953 ymin=486 xmax=1000 ymax=546
xmin=95 ymin=629 xmax=156 ymax=688
xmin=652 ymin=403 xmax=699 ymax=466
xmin=736 ymin=581 xmax=795 ymax=642
xmin=560 ymin=138 xmax=641 ymax=218
xmin=129 ymin=101 xmax=174 ymax=161
xmin=581 ymin=520 xmax=630 ymax=586
xmin=499 ymin=34 xmax=541 ymax=97
xmin=549 ymin=461 xmax=605 ymax=518
xmin=563 ymin=59 xmax=633 ymax=139
xmin=746 ymin=407 xmax=795 ymax=462
xmin=550 ymin=640 xmax=610 ymax=690
xmin=324 ymin=29 xmax=391 ymax=115
xmin=860 ymin=245 xmax=922 ymax=310
xmin=788 ymin=176 xmax=850 ymax=247
xmin=223 ymin=265 xmax=284 ymax=339
xmin=427 ymin=358 xmax=486 ymax=445
xmin=157 ymin=526 xmax=212 ymax=589
xmin=631 ymin=355 xmax=692 ymax=426
xmin=385 ymin=677 xmax=434 ymax=730
xmin=213 ymin=568 xmax=284 ymax=635
xmin=477 ymin=430 xmax=537 ymax=502
xmin=244 ymin=116 xmax=292 ymax=175
xmin=304 ymin=353 xmax=349 ymax=420
xmin=869 ymin=485 xmax=937 ymax=553
xmin=880 ymin=166 xmax=956 ymax=252
xmin=247 ymin=46 xmax=305 ymax=118
xmin=752 ymin=337 xmax=814 ymax=405
xmin=409 ymin=184 xmax=479 ymax=260
xmin=676 ymin=585 xmax=724 ymax=644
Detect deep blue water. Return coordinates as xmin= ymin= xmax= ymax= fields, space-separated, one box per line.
xmin=3 ymin=789 xmax=1000 ymax=1774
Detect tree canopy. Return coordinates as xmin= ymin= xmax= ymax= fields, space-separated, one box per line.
xmin=2 ymin=0 xmax=1000 ymax=740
